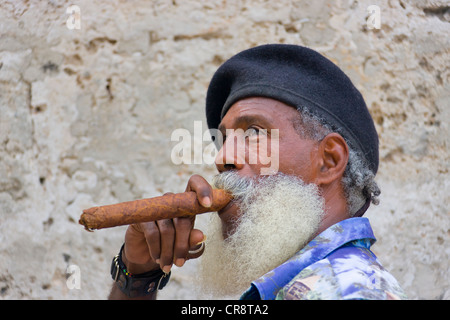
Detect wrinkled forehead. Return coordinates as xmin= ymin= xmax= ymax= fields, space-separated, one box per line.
xmin=218 ymin=97 xmax=300 ymax=130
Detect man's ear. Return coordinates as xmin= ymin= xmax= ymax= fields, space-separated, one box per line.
xmin=313 ymin=133 xmax=349 ymax=186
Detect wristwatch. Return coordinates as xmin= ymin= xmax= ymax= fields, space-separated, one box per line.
xmin=111 ymin=244 xmax=171 ymax=298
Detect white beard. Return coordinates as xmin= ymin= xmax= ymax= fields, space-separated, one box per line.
xmin=198 ymin=171 xmax=325 ymax=298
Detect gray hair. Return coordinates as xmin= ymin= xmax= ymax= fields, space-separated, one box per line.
xmin=292 ymin=107 xmax=380 ymax=216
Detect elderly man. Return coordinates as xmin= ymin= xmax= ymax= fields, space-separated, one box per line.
xmin=108 ymin=44 xmax=406 ymax=300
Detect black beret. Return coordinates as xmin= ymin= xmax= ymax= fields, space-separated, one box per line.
xmin=205 ymin=44 xmax=379 ymax=174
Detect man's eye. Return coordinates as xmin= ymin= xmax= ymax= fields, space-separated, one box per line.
xmin=244 ymin=127 xmax=266 ymax=138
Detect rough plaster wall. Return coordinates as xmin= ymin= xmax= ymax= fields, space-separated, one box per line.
xmin=0 ymin=0 xmax=448 ymax=299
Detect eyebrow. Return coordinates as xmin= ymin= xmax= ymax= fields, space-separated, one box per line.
xmin=218 ymin=114 xmax=273 ymax=134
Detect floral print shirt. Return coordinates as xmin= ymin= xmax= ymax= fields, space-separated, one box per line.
xmin=240 ymin=217 xmax=407 ymax=300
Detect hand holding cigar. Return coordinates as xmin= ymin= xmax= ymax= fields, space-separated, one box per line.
xmin=79 ymin=189 xmax=232 ymax=231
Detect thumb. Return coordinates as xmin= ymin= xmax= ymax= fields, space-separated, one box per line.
xmin=187 ymin=229 xmax=206 ymax=260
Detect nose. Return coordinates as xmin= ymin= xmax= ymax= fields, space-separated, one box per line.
xmin=215 ymin=133 xmax=246 ymax=173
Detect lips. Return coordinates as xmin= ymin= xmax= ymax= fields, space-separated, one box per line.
xmin=218 ymin=199 xmax=238 ymax=217
xmin=217 ymin=199 xmax=240 ymax=237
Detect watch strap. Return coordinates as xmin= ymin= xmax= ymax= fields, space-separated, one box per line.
xmin=111 ymin=244 xmax=171 ymax=298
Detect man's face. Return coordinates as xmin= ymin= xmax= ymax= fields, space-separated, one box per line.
xmin=198 ymin=97 xmax=325 ymax=297
xmin=214 ymin=97 xmax=321 ymax=235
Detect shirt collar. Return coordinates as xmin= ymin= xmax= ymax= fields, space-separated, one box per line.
xmin=241 ymin=217 xmax=376 ymax=300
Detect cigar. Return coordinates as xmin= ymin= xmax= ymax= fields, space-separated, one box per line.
xmin=79 ymin=189 xmax=232 ymax=231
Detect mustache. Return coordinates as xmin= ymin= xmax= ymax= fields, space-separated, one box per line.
xmin=212 ymin=171 xmax=253 ymax=200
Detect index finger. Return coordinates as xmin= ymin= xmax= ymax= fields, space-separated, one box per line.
xmin=185 ymin=174 xmax=214 ymax=208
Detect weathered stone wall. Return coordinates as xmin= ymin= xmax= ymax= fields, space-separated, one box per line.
xmin=0 ymin=0 xmax=448 ymax=299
